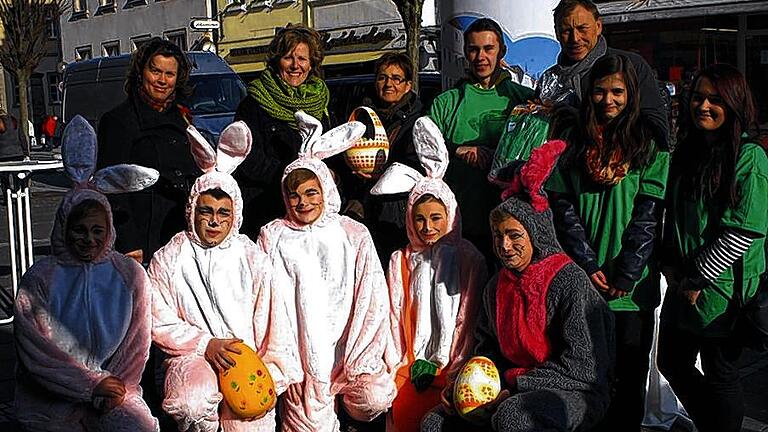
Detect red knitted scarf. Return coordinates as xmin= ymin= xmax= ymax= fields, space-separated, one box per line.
xmin=496 ymin=252 xmax=571 ymax=386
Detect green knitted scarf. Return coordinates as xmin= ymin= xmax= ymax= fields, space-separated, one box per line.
xmin=247 ymin=68 xmax=329 ymax=127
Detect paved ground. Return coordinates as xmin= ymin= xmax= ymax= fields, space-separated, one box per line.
xmin=0 ymin=151 xmax=766 ymax=431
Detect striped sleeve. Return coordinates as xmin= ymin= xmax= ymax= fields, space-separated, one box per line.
xmin=695 ymin=228 xmax=755 ymax=282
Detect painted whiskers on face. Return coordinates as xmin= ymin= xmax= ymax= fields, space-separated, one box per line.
xmin=493 ymin=216 xmax=533 ymax=272
xmin=287 ymin=177 xmax=324 ymax=226
xmin=67 ymin=209 xmax=109 ymax=262
xmin=194 ymin=194 xmax=234 ymax=248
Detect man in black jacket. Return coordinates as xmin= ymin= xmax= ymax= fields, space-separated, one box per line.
xmin=539 ymin=0 xmax=670 ymax=149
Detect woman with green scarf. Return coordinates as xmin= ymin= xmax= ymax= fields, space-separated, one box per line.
xmin=234 ymin=23 xmax=332 ymax=238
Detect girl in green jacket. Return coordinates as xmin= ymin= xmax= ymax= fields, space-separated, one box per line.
xmin=658 ymin=64 xmax=768 ymax=432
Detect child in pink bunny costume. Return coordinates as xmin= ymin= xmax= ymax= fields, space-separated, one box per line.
xmin=14 ymin=116 xmax=160 ymax=432
xmin=257 ymin=111 xmax=396 ymax=431
xmin=149 ymin=121 xmax=301 ymax=432
xmin=370 ymin=117 xmax=488 ymax=432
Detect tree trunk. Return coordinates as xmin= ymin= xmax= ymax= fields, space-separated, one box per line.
xmin=405 ymin=4 xmax=422 ymax=94
xmin=16 ymin=68 xmax=31 ymax=158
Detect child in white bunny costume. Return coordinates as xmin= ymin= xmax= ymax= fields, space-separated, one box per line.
xmin=148 ymin=121 xmax=301 ymax=432
xmin=370 ymin=117 xmax=488 ymax=432
xmin=257 ymin=111 xmax=396 ymax=431
xmin=14 ymin=116 xmax=160 ymax=432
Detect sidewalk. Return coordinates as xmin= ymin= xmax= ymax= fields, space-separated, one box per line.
xmin=1 ymin=315 xmax=766 ymax=431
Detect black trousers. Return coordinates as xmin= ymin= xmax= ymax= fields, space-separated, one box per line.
xmin=595 ymin=310 xmax=655 ymax=432
xmin=658 ymin=321 xmax=744 ymax=432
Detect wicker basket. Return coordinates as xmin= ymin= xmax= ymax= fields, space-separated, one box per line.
xmin=344 ymin=106 xmax=389 ymax=174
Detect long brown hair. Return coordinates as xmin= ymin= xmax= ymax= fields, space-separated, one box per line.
xmin=675 ymin=63 xmax=759 ymax=208
xmin=572 ymin=54 xmax=653 ymax=169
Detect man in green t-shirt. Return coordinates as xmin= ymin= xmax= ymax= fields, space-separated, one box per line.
xmin=428 ymin=18 xmax=533 ymax=258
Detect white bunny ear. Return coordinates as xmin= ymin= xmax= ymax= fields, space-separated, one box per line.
xmin=296 ymin=111 xmax=323 ymax=156
xmin=62 ymin=115 xmax=97 ymax=185
xmin=370 ymin=163 xmax=422 ymax=196
xmin=413 ymin=116 xmax=449 ymax=179
xmin=91 ymin=164 xmax=159 ymax=194
xmin=313 ymin=121 xmax=366 ymax=160
xmin=216 ymin=121 xmax=252 ymax=174
xmin=186 ymin=125 xmax=216 ymax=173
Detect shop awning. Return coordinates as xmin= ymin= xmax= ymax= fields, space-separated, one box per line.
xmin=598 ymin=0 xmax=768 ymax=24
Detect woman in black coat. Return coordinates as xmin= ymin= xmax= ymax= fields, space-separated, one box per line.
xmin=234 ymin=24 xmax=332 ymax=238
xmin=97 ymin=37 xmax=200 ymax=264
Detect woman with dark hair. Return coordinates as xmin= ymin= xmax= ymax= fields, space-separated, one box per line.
xmin=97 ymin=37 xmax=199 ymax=264
xmin=546 ymin=54 xmax=670 ymax=431
xmin=658 ymin=64 xmax=767 ymax=432
xmin=234 ymin=23 xmax=332 ymax=238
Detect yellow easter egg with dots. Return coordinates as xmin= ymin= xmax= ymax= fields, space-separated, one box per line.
xmin=218 ymin=342 xmax=276 ymax=418
xmin=453 ymin=356 xmax=501 ymax=421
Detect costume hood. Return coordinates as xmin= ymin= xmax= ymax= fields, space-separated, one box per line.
xmin=371 ymin=116 xmax=460 ymax=251
xmin=51 ymin=115 xmax=158 ymax=263
xmin=184 ymin=121 xmax=252 ymax=247
xmin=492 ymin=140 xmax=568 ymax=264
xmin=280 ymin=111 xmax=365 ymax=229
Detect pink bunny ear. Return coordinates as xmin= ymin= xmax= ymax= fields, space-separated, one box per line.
xmin=370 ymin=163 xmax=422 ymax=196
xmin=216 ymin=121 xmax=252 ymax=174
xmin=186 ymin=125 xmax=216 ymax=173
xmin=413 ymin=116 xmax=449 ymax=179
xmin=314 ymin=121 xmax=365 ymax=160
xmin=296 ymin=110 xmax=323 ymax=156
xmin=501 ymin=139 xmax=567 ymax=212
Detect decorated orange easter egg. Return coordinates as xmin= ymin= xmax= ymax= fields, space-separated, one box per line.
xmin=218 ymin=342 xmax=276 ymax=418
xmin=453 ymin=356 xmax=501 ymax=421
xmin=344 ymin=106 xmax=389 ymax=174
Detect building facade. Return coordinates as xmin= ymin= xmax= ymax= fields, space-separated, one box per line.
xmin=217 ymin=0 xmax=438 ymax=79
xmin=59 ymin=0 xmax=216 ymax=64
xmin=596 ymin=0 xmax=768 ymax=124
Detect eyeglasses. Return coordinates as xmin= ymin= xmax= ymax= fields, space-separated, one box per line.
xmin=691 ymin=91 xmax=725 ymax=106
xmin=376 ymin=74 xmax=407 ymax=85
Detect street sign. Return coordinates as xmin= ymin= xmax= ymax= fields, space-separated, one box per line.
xmin=190 ymin=19 xmax=220 ymax=31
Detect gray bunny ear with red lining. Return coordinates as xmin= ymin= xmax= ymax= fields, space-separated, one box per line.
xmin=501 ymin=139 xmax=567 ymax=212
xmin=61 ymin=115 xmax=98 ymax=186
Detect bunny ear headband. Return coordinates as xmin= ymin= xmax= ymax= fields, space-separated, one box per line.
xmin=370 ymin=116 xmax=449 ymax=196
xmin=496 ymin=139 xmax=567 ymax=212
xmin=295 ymin=110 xmax=365 ymax=161
xmin=61 ymin=115 xmax=159 ymax=193
xmin=186 ymin=120 xmax=253 ymax=175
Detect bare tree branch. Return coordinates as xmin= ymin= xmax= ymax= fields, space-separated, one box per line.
xmin=0 ymin=0 xmax=67 ymax=157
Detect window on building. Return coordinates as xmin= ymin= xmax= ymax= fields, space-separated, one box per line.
xmin=70 ymin=0 xmax=88 ymax=21
xmin=164 ymin=29 xmax=187 ymax=50
xmin=95 ymin=0 xmax=117 ymax=15
xmin=75 ymin=45 xmax=93 ymax=61
xmin=102 ymin=40 xmax=120 ymax=57
xmin=131 ymin=35 xmax=152 ymax=52
xmin=48 ymin=73 xmax=62 ymax=104
xmin=124 ymin=0 xmax=148 ymax=8
xmin=45 ymin=6 xmax=60 ymax=38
